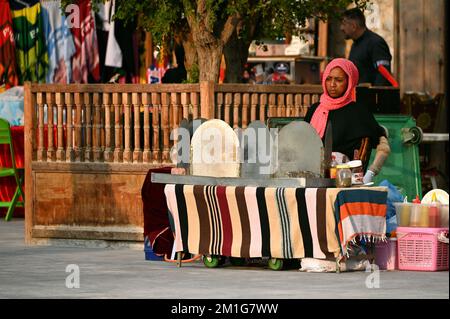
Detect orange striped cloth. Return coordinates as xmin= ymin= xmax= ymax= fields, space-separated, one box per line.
xmin=334 ymin=188 xmax=388 ymax=256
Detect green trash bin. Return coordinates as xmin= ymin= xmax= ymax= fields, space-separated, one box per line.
xmin=369 ymin=115 xmax=423 ymax=200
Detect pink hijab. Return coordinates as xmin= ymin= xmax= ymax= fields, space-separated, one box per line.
xmin=310 ymin=58 xmax=359 ymax=138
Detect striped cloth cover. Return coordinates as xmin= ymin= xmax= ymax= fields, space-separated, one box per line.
xmin=334 ymin=188 xmax=387 ymax=256
xmin=165 ymin=184 xmax=348 ymax=259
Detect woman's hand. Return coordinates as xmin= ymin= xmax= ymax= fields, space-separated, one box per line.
xmin=363 ymin=170 xmax=375 ymax=184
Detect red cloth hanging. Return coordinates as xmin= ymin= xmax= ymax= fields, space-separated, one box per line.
xmin=70 ymin=0 xmax=100 ymax=83
xmin=0 ymin=0 xmax=19 ymax=89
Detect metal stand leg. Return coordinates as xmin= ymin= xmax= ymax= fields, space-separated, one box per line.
xmin=177 ymin=252 xmax=182 ymax=268
xmin=335 ymin=257 xmax=341 ymax=274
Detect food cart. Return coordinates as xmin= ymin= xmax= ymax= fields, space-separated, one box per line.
xmin=151 ymin=119 xmax=388 ymax=271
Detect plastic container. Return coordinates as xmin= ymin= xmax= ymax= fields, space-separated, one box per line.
xmin=347 ymin=160 xmax=364 ymax=185
xmin=336 ymin=164 xmax=352 ymax=187
xmin=394 ymin=202 xmax=413 ymax=227
xmin=395 ymin=202 xmax=440 ymax=227
xmin=428 ymin=202 xmax=440 ymax=228
xmin=397 ymin=227 xmax=449 ymax=271
xmin=375 ymin=238 xmax=397 ymax=270
xmin=329 ymin=155 xmax=337 ymax=179
xmin=369 ymin=115 xmax=422 ymax=200
xmin=413 ymin=203 xmax=436 ymax=227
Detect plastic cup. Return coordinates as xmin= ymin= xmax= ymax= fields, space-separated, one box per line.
xmin=409 ymin=204 xmax=421 ymax=227
xmin=418 ymin=204 xmax=430 ymax=227
xmin=394 ymin=202 xmax=412 ymax=227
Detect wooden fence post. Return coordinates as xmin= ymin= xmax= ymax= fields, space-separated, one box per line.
xmin=24 ymin=82 xmax=34 ymax=244
xmin=200 ymin=81 xmax=215 ymax=119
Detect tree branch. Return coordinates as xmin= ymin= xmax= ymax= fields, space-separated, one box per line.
xmin=182 ymin=0 xmax=196 ymax=30
xmin=220 ymin=13 xmax=241 ymax=44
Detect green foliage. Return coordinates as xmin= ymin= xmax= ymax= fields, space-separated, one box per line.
xmin=252 ymin=0 xmax=370 ymax=40
xmin=114 ymin=0 xmax=183 ymax=43
xmin=60 ymin=0 xmax=370 ymax=81
xmin=61 ymin=0 xmax=369 ymax=45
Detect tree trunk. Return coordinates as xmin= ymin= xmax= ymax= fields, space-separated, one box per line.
xmin=223 ymin=32 xmax=251 ymax=83
xmin=327 ymin=17 xmax=346 ymax=58
xmin=178 ymin=29 xmax=198 ymax=81
xmin=183 ymin=1 xmax=240 ymax=83
xmin=223 ymin=13 xmax=260 ymax=83
xmin=197 ymin=45 xmax=223 ymax=82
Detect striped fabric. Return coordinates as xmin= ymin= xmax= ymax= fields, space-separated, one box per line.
xmin=164 ymin=184 xmax=360 ymax=259
xmin=334 ymin=188 xmax=387 ymax=256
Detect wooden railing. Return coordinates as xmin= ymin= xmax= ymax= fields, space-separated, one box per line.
xmin=24 ymin=83 xmax=202 ymax=165
xmin=24 ymin=82 xmax=323 ymax=166
xmin=23 ymin=81 xmax=323 ymax=244
xmin=214 ymin=84 xmax=322 ymax=128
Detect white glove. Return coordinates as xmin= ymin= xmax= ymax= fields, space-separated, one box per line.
xmin=363 ymin=170 xmax=375 ymax=184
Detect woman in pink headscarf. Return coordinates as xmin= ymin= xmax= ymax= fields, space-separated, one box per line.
xmin=305 ymin=58 xmax=389 ymax=182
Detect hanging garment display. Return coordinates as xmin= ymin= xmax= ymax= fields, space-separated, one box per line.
xmin=0 ymin=0 xmax=19 ymax=90
xmin=95 ymin=0 xmax=122 ymax=82
xmin=113 ymin=17 xmax=137 ymax=83
xmin=41 ymin=0 xmax=76 ymax=83
xmin=70 ymin=0 xmax=100 ymax=83
xmin=10 ymin=0 xmax=48 ymax=84
xmin=100 ymin=0 xmax=122 ymax=68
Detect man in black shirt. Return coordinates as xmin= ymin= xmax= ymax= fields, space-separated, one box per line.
xmin=340 ymin=8 xmax=396 ymax=86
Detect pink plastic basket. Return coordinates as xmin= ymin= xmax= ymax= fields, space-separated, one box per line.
xmin=397 ymin=227 xmax=449 ymax=271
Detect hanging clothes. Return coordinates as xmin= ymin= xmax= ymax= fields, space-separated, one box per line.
xmin=70 ymin=0 xmax=100 ymax=83
xmin=101 ymin=0 xmax=122 ymax=68
xmin=10 ymin=0 xmax=48 ymax=84
xmin=114 ymin=16 xmax=137 ymax=83
xmin=95 ymin=0 xmax=122 ymax=82
xmin=0 ymin=0 xmax=19 ymax=90
xmin=41 ymin=0 xmax=76 ymax=84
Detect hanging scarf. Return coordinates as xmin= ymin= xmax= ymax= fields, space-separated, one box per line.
xmin=310 ymin=58 xmax=359 ymax=138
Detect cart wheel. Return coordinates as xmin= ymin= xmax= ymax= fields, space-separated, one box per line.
xmin=402 ymin=126 xmax=423 ymax=144
xmin=409 ymin=126 xmax=423 ymax=144
xmin=267 ymin=258 xmax=284 ymax=271
xmin=203 ymin=255 xmax=220 ymax=268
xmin=229 ymin=257 xmax=247 ymax=266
